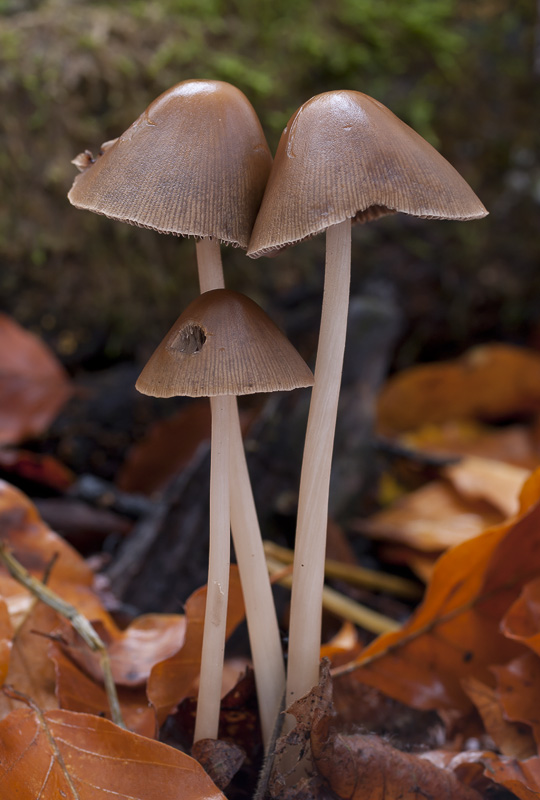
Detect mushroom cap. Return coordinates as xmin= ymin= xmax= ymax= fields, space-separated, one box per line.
xmin=136 ymin=289 xmax=314 ymax=398
xmin=68 ymin=80 xmax=272 ymax=248
xmin=248 ymin=90 xmax=487 ymax=257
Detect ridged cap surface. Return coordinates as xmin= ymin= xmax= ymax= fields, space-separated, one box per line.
xmin=248 ymin=90 xmax=487 ymax=257
xmin=68 ymin=80 xmax=272 ymax=248
xmin=136 ymin=289 xmax=314 ymax=397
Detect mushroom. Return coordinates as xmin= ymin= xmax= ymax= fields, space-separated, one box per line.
xmin=136 ymin=288 xmax=314 ymax=741
xmin=247 ymin=90 xmax=488 ymax=712
xmin=68 ymin=80 xmax=285 ymax=744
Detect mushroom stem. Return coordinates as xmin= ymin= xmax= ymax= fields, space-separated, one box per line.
xmin=195 ymin=237 xmax=286 ymax=746
xmin=286 ymin=218 xmax=352 ymax=712
xmin=196 ymin=238 xmax=226 ymax=292
xmin=194 ymin=393 xmax=232 ymax=743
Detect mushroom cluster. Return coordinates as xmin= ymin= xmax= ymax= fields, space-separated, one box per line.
xmin=68 ymin=81 xmax=487 ymax=750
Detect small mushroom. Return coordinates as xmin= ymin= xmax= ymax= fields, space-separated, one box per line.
xmin=68 ymin=80 xmax=284 ymax=745
xmin=136 ymin=289 xmax=314 ymax=742
xmin=248 ymin=90 xmax=488 ymax=712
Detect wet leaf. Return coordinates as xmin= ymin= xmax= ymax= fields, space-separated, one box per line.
xmin=148 ymin=566 xmax=245 ymax=723
xmin=0 ymin=706 xmax=225 ymax=799
xmin=0 ymin=314 xmax=72 ymax=446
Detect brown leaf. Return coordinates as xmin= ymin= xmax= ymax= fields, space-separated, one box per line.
xmin=117 ymin=400 xmax=211 ymax=495
xmin=400 ymin=420 xmax=540 ymax=470
xmin=337 ymin=469 xmax=540 ymax=713
xmin=0 ymin=448 xmax=75 ymax=492
xmin=462 ymin=676 xmax=536 ymax=759
xmin=148 ymin=566 xmax=245 ymax=723
xmin=0 ymin=314 xmax=72 ymax=445
xmin=442 ymin=750 xmax=540 ymax=800
xmin=492 ymin=653 xmax=540 ymax=749
xmin=192 ymin=738 xmax=245 ymax=790
xmin=0 ymin=600 xmax=12 ymax=687
xmin=270 ymin=663 xmax=481 ymax=800
xmin=503 ymin=575 xmax=540 ymax=655
xmin=0 ymin=706 xmax=226 ymax=799
xmin=356 ymin=479 xmax=503 ymax=551
xmin=50 ymin=644 xmax=157 ymax=738
xmin=56 ymin=613 xmax=187 ymax=687
xmin=443 ymin=456 xmax=530 ymax=519
xmin=377 ymin=344 xmax=540 ymax=435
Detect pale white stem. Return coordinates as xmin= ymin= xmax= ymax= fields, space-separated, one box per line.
xmin=286 ymin=218 xmax=352 ymax=712
xmin=195 ymin=237 xmax=285 ymax=747
xmin=196 ymin=237 xmax=226 ymax=292
xmin=194 ymin=394 xmax=232 ymax=742
xmin=229 ymin=407 xmax=286 ymax=743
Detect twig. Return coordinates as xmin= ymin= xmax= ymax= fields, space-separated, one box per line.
xmin=0 ymin=542 xmax=125 ymax=729
xmin=266 ymin=555 xmax=400 ymax=635
xmin=264 ymin=540 xmax=421 ymax=600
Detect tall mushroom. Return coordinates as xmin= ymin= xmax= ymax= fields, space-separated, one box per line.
xmin=68 ymin=80 xmax=284 ymax=744
xmin=248 ymin=90 xmax=488 ymax=712
xmin=136 ymin=289 xmax=314 ymax=741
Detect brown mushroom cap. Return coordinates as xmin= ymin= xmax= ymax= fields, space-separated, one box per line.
xmin=136 ymin=289 xmax=314 ymax=397
xmin=68 ymin=80 xmax=272 ymax=248
xmin=248 ymin=90 xmax=487 ymax=257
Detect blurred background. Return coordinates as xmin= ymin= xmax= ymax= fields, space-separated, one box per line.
xmin=0 ymin=0 xmax=539 ymax=608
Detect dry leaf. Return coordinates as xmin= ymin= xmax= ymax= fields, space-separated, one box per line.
xmin=492 ymin=652 xmax=540 ymax=749
xmin=51 ymin=643 xmax=157 ymax=738
xmin=0 ymin=706 xmax=225 ymax=799
xmin=192 ymin=738 xmax=245 ymax=790
xmin=148 ymin=566 xmax=245 ymax=723
xmin=462 ymin=675 xmax=536 ymax=759
xmin=443 ymin=456 xmax=530 ymax=519
xmin=401 ymin=420 xmax=540 ymax=470
xmin=0 ymin=314 xmax=72 ymax=445
xmin=503 ymin=575 xmax=540 ymax=655
xmin=377 ymin=343 xmax=540 ymax=435
xmin=338 ymin=469 xmax=540 ymax=713
xmin=356 ymin=479 xmax=502 ymax=551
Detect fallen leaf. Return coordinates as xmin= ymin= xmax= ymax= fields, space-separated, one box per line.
xmin=355 ymin=479 xmax=503 ymax=551
xmin=336 ymin=469 xmax=540 ymax=714
xmin=492 ymin=653 xmax=540 ymax=749
xmin=377 ymin=344 xmax=540 ymax=435
xmin=0 ymin=314 xmax=72 ymax=445
xmin=0 ymin=601 xmax=12 ymax=687
xmin=502 ymin=575 xmax=540 ymax=656
xmin=401 ymin=420 xmax=540 ymax=470
xmin=148 ymin=566 xmax=245 ymax=723
xmin=462 ymin=675 xmax=536 ymax=759
xmin=117 ymin=400 xmax=211 ymax=495
xmin=441 ymin=750 xmax=540 ymax=800
xmin=51 ymin=644 xmax=157 ymax=738
xmin=0 ymin=706 xmax=225 ymax=799
xmin=192 ymin=738 xmax=245 ymax=790
xmin=443 ymin=456 xmax=530 ymax=519
xmin=0 ymin=448 xmax=75 ymax=492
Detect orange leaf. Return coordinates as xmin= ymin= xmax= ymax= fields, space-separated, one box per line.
xmin=0 ymin=314 xmax=72 ymax=445
xmin=148 ymin=566 xmax=245 ymax=723
xmin=462 ymin=676 xmax=536 ymax=759
xmin=50 ymin=644 xmax=157 ymax=738
xmin=0 ymin=706 xmax=225 ymax=799
xmin=377 ymin=344 xmax=540 ymax=435
xmin=336 ymin=470 xmax=540 ymax=713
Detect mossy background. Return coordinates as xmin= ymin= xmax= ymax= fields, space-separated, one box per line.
xmin=0 ymin=0 xmax=539 ymax=369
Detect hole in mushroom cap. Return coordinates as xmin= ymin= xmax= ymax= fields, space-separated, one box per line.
xmin=168 ymin=324 xmax=207 ymax=355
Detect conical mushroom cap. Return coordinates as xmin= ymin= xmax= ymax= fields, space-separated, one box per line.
xmin=248 ymin=90 xmax=487 ymax=257
xmin=136 ymin=289 xmax=314 ymax=398
xmin=68 ymin=80 xmax=272 ymax=248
